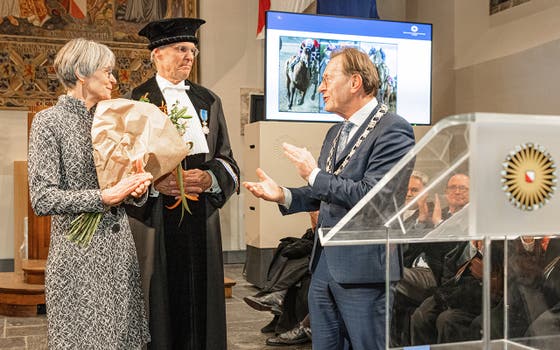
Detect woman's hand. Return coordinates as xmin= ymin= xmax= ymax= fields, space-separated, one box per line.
xmin=101 ymin=172 xmax=153 ymax=206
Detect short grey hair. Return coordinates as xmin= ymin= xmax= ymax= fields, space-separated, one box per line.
xmin=54 ymin=38 xmax=115 ymax=89
xmin=411 ymin=170 xmax=429 ymax=186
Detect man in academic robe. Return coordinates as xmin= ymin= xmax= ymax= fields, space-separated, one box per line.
xmin=126 ymin=17 xmax=239 ymax=350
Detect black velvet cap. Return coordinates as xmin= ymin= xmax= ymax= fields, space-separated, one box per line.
xmin=138 ymin=17 xmax=206 ymax=50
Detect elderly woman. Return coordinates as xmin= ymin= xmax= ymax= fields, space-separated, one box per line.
xmin=28 ymin=38 xmax=152 ymax=349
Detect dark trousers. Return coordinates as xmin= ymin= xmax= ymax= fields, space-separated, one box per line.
xmin=410 ymin=295 xmax=479 ymax=345
xmin=391 ymin=267 xmax=437 ymax=346
xmin=309 ymin=250 xmax=391 ymax=350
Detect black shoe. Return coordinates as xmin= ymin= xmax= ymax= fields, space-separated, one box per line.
xmin=261 ymin=315 xmax=279 ymax=333
xmin=265 ymin=323 xmax=311 ymax=346
xmin=243 ymin=290 xmax=286 ymax=313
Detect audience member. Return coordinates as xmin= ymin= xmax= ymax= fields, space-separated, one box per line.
xmin=266 ymin=314 xmax=311 ymax=346
xmin=244 ymin=212 xmax=317 ymax=346
xmin=431 ymin=173 xmax=470 ymax=226
xmin=505 ymin=236 xmax=550 ymax=338
xmin=402 ymin=170 xmax=432 ymax=227
xmin=391 ymin=171 xmax=457 ymax=346
xmin=408 ymin=173 xmax=506 ymax=346
xmin=524 ymin=237 xmax=560 ymax=347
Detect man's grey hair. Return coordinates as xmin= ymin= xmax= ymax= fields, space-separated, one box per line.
xmin=411 ymin=170 xmax=429 ymax=186
xmin=54 ymin=38 xmax=115 ymax=89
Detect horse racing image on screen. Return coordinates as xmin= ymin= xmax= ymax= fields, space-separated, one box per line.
xmin=280 ymin=37 xmax=398 ymax=115
xmin=266 ymin=11 xmax=432 ymax=124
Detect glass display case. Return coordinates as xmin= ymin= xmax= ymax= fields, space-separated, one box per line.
xmin=319 ymin=113 xmax=560 ymax=349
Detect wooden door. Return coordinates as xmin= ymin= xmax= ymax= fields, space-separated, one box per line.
xmin=27 ymin=109 xmax=51 ymax=260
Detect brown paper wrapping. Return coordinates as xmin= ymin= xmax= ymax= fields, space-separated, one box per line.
xmin=92 ymin=98 xmax=190 ymax=190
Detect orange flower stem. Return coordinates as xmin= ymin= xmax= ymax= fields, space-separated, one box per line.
xmin=165 ymin=198 xmax=182 ymax=210
xmin=185 ymin=193 xmax=199 ymax=201
xmin=164 ymin=193 xmax=199 ymax=210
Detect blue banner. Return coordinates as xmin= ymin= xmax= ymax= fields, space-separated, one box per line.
xmin=317 ymin=0 xmax=379 ymax=19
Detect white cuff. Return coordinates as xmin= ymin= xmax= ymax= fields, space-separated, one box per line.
xmin=308 ymin=168 xmax=321 ymax=186
xmin=281 ymin=187 xmax=292 ymax=209
xmin=149 ymin=185 xmax=160 ymax=197
xmin=205 ymin=170 xmax=222 ymax=193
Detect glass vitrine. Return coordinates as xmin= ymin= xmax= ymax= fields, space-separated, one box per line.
xmin=319 ymin=113 xmax=560 ymax=349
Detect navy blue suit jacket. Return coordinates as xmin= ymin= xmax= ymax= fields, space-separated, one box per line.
xmin=281 ymin=104 xmax=415 ymax=284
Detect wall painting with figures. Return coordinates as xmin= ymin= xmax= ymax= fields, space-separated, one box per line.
xmin=0 ymin=0 xmax=197 ymax=109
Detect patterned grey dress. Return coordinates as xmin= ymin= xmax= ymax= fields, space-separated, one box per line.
xmin=28 ymin=95 xmax=150 ymax=349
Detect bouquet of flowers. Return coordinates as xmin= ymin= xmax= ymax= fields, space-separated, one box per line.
xmin=139 ymin=93 xmax=198 ymax=222
xmin=67 ymin=98 xmax=191 ymax=247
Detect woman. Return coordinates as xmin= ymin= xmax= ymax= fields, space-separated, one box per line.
xmin=28 ymin=38 xmax=152 ymax=349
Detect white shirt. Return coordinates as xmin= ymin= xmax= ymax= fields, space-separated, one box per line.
xmin=149 ymin=74 xmax=220 ymax=196
xmin=156 ymin=74 xmax=209 ymax=155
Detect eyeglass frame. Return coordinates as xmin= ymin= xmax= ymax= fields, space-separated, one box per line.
xmin=100 ymin=67 xmax=116 ymax=80
xmin=168 ymin=44 xmax=200 ymax=57
xmin=446 ymin=185 xmax=469 ymax=192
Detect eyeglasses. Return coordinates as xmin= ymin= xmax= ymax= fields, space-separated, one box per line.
xmin=447 ymin=185 xmax=469 ymax=192
xmin=101 ymin=67 xmax=115 ymax=79
xmin=320 ymin=71 xmax=351 ymax=88
xmin=170 ymin=44 xmax=199 ymax=57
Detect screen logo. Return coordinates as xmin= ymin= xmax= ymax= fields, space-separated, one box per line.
xmin=403 ymin=24 xmax=426 ymax=37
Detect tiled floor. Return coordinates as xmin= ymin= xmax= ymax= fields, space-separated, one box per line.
xmin=0 ymin=264 xmax=311 ymax=350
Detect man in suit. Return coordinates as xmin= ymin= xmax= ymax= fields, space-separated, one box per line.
xmin=126 ymin=18 xmax=239 ymax=350
xmin=402 ymin=170 xmax=432 ymax=226
xmin=400 ymin=172 xmax=464 ymax=292
xmin=244 ymin=47 xmax=415 ymax=350
xmin=431 ymin=173 xmax=470 ymax=226
xmin=409 ymin=173 xmax=482 ymax=346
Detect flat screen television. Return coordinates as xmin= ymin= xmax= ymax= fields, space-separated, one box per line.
xmin=265 ymin=11 xmax=432 ymax=125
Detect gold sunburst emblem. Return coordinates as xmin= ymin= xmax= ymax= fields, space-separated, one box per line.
xmin=501 ymin=143 xmax=557 ymax=211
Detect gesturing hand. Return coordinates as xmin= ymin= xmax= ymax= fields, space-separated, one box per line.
xmin=417 ymin=194 xmax=430 ymax=223
xmin=432 ymin=193 xmax=442 ymax=226
xmin=282 ymin=142 xmax=317 ymax=182
xmin=242 ymin=168 xmax=285 ymax=204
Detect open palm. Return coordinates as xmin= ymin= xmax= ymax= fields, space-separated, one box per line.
xmin=243 ymin=168 xmax=284 ymax=203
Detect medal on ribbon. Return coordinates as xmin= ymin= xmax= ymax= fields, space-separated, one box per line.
xmin=200 ymin=109 xmax=210 ymax=134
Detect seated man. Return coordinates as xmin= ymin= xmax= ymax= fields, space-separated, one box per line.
xmin=505 ymin=236 xmax=551 ymax=338
xmin=409 ymin=173 xmax=499 ymax=346
xmin=266 ymin=314 xmax=311 ymax=346
xmin=243 ymin=212 xmax=317 ymax=345
xmin=391 ymin=171 xmax=457 ymax=346
xmin=409 ymin=172 xmax=506 ymax=346
xmin=524 ymin=237 xmax=560 ymax=348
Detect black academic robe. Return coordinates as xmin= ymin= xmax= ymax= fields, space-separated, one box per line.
xmin=126 ymin=76 xmax=239 ymax=350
